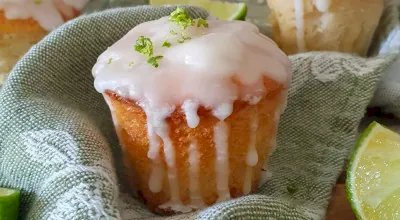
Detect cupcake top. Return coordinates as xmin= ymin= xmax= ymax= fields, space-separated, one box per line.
xmin=0 ymin=0 xmax=88 ymax=31
xmin=93 ymin=8 xmax=290 ymax=126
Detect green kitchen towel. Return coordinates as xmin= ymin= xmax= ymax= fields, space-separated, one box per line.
xmin=0 ymin=5 xmax=398 ymax=220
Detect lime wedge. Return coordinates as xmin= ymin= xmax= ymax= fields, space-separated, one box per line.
xmin=149 ymin=0 xmax=247 ymax=20
xmin=0 ymin=188 xmax=20 ymax=220
xmin=347 ymin=122 xmax=400 ymax=220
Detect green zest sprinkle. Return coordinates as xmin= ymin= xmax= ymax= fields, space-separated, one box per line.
xmin=147 ymin=56 xmax=163 ymax=68
xmin=134 ymin=36 xmax=153 ymax=57
xmin=134 ymin=36 xmax=163 ymax=68
xmin=34 ymin=0 xmax=42 ymax=4
xmin=107 ymin=58 xmax=113 ymax=64
xmin=128 ymin=61 xmax=135 ymax=67
xmin=169 ymin=7 xmax=194 ymax=30
xmin=162 ymin=41 xmax=171 ymax=48
xmin=196 ymin=18 xmax=208 ymax=28
xmin=177 ymin=35 xmax=191 ymax=44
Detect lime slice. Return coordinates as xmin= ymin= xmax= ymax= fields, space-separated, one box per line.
xmin=149 ymin=0 xmax=247 ymax=20
xmin=347 ymin=122 xmax=400 ymax=220
xmin=0 ymin=188 xmax=20 ymax=220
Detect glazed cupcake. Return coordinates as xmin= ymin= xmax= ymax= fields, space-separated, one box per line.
xmin=0 ymin=0 xmax=88 ymax=83
xmin=93 ymin=8 xmax=291 ymax=214
xmin=267 ymin=0 xmax=384 ymax=55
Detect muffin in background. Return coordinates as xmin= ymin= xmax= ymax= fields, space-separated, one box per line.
xmin=267 ymin=0 xmax=384 ymax=56
xmin=93 ymin=8 xmax=291 ymax=214
xmin=0 ymin=1 xmax=88 ymax=84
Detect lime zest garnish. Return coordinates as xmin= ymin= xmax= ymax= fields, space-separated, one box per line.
xmin=169 ymin=7 xmax=194 ymax=30
xmin=134 ymin=36 xmax=153 ymax=57
xmin=196 ymin=18 xmax=208 ymax=28
xmin=134 ymin=36 xmax=163 ymax=68
xmin=147 ymin=56 xmax=163 ymax=68
xmin=128 ymin=61 xmax=135 ymax=67
xmin=107 ymin=58 xmax=113 ymax=64
xmin=150 ymin=0 xmax=247 ymax=21
xmin=177 ymin=35 xmax=191 ymax=44
xmin=167 ymin=8 xmax=209 ymax=45
xmin=34 ymin=0 xmax=42 ymax=4
xmin=162 ymin=41 xmax=171 ymax=48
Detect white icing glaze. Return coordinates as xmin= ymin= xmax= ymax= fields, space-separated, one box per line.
xmin=187 ymin=140 xmax=205 ymax=208
xmin=294 ymin=0 xmax=306 ymax=52
xmin=243 ymin=113 xmax=259 ymax=194
xmin=213 ymin=121 xmax=231 ymax=202
xmin=182 ymin=100 xmax=200 ymax=128
xmin=0 ymin=0 xmax=88 ymax=31
xmin=93 ymin=17 xmax=290 ymax=117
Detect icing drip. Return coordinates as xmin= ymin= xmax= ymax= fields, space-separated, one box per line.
xmin=313 ymin=0 xmax=331 ymax=12
xmin=294 ymin=0 xmax=306 ymax=52
xmin=143 ymin=106 xmax=189 ymax=211
xmin=213 ymin=121 xmax=231 ymax=202
xmin=243 ymin=113 xmax=259 ymax=194
xmin=243 ymin=167 xmax=253 ymax=194
xmin=212 ymin=103 xmax=234 ymax=121
xmin=293 ymin=0 xmax=332 ymax=52
xmin=188 ymin=140 xmax=205 ymax=208
xmin=182 ymin=100 xmax=200 ymax=128
xmin=158 ymin=129 xmax=180 ymax=207
xmin=148 ymin=160 xmax=164 ymax=193
xmin=0 ymin=0 xmax=88 ymax=31
xmin=246 ymin=114 xmax=259 ymax=167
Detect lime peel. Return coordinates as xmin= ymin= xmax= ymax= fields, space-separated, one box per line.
xmin=0 ymin=187 xmax=20 ymax=220
xmin=149 ymin=0 xmax=247 ymax=21
xmin=347 ymin=122 xmax=400 ymax=220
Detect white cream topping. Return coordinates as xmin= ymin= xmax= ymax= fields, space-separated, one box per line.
xmin=94 ymin=14 xmax=291 ymax=212
xmin=0 ymin=0 xmax=88 ymax=31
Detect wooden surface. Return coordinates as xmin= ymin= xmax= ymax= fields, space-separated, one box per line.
xmin=326 ymin=181 xmax=356 ymax=220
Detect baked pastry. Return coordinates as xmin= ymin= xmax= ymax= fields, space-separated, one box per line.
xmin=93 ymin=8 xmax=291 ymax=214
xmin=0 ymin=0 xmax=88 ymax=83
xmin=267 ymin=0 xmax=384 ymax=56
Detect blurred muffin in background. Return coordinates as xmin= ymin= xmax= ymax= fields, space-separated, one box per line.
xmin=267 ymin=0 xmax=384 ymax=56
xmin=0 ymin=0 xmax=89 ymax=84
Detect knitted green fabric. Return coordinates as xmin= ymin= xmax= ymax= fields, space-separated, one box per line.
xmin=0 ymin=5 xmax=397 ymax=220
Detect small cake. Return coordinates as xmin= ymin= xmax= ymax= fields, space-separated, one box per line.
xmin=267 ymin=0 xmax=384 ymax=56
xmin=0 ymin=0 xmax=88 ymax=83
xmin=93 ymin=8 xmax=291 ymax=214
